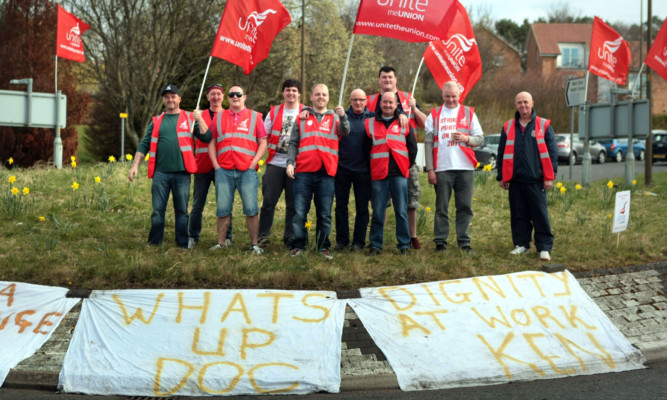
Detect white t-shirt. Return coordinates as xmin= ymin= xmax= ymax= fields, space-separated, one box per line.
xmin=264 ymin=106 xmax=300 ymax=168
xmin=425 ymin=105 xmax=483 ymax=172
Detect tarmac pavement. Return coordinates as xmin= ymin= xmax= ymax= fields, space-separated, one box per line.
xmin=4 ymin=260 xmax=667 ymax=393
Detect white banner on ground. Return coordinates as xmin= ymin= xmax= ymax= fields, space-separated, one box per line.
xmin=59 ymin=289 xmax=345 ymax=396
xmin=0 ymin=282 xmax=80 ymax=385
xmin=349 ymin=271 xmax=646 ymax=391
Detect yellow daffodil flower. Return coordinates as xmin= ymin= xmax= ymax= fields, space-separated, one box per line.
xmin=71 ymin=156 xmax=76 ymax=162
xmin=108 ymin=155 xmax=116 ymax=163
xmin=8 ymin=175 xmax=16 ymax=184
xmin=71 ymin=161 xmax=77 ymax=168
xmin=575 ymin=184 xmax=582 ymax=191
xmin=8 ymin=157 xmax=14 ymax=165
xmin=145 ymin=154 xmax=149 ymax=161
xmin=258 ymin=159 xmax=264 ymax=166
xmin=475 ymin=162 xmax=480 ymax=168
xmin=126 ymin=154 xmax=133 ymax=161
xmin=560 ymin=186 xmax=566 ymax=193
xmin=11 ymin=187 xmax=19 ymax=196
xmin=426 ymin=206 xmax=432 ymax=212
xmin=606 ymin=180 xmax=614 ymax=189
xmin=556 ymin=182 xmax=563 ymax=188
xmin=632 ymin=179 xmax=637 ymax=186
xmin=22 ymin=187 xmax=29 ymax=195
xmin=607 ymin=214 xmax=612 ymax=219
xmin=39 ymin=216 xmax=45 ymax=222
xmin=95 ymin=176 xmax=101 ymax=183
xmin=72 ymin=182 xmax=79 ymax=191
xmin=305 ymin=220 xmax=312 ymax=231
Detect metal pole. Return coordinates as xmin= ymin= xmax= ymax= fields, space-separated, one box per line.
xmin=569 ymin=109 xmax=574 ymax=180
xmin=301 ymin=0 xmax=306 ymax=91
xmin=121 ymin=115 xmax=125 ymax=161
xmin=54 ymin=55 xmax=62 ymax=169
xmin=581 ymin=101 xmax=591 ymax=186
xmin=639 ymin=0 xmax=644 ymax=97
xmin=624 ymin=100 xmax=635 ymax=185
xmin=645 ymin=0 xmax=653 ymax=185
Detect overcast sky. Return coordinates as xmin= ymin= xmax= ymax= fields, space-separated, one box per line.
xmin=462 ymin=1 xmax=666 ymax=26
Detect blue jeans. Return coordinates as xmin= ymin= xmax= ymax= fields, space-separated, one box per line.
xmin=335 ymin=167 xmax=371 ymax=248
xmin=292 ymin=171 xmax=334 ymax=251
xmin=149 ymin=171 xmax=191 ymax=248
xmin=189 ymin=171 xmax=231 ymax=242
xmin=214 ymin=168 xmax=259 ymax=217
xmin=369 ymin=175 xmax=410 ymax=250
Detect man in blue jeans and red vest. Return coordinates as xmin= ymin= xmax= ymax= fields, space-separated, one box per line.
xmin=425 ymin=82 xmax=484 ymax=254
xmin=286 ymin=84 xmax=349 ymax=259
xmin=208 ymin=84 xmax=268 ymax=255
xmin=366 ymin=92 xmax=417 ymax=255
xmin=128 ymin=84 xmax=211 ymax=249
xmin=497 ymin=91 xmax=557 ymax=261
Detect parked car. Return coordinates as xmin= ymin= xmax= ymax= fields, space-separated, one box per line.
xmin=599 ymin=138 xmax=646 ymax=162
xmin=652 ymin=130 xmax=667 ymax=163
xmin=555 ymin=134 xmax=607 ymax=165
xmin=474 ymin=134 xmax=500 ymax=169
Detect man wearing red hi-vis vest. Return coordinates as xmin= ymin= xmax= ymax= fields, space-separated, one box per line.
xmin=497 ymin=92 xmax=557 ymax=261
xmin=128 ymin=84 xmax=211 ymax=249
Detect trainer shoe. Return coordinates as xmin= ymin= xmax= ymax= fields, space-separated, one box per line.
xmin=367 ymin=247 xmax=381 ymax=256
xmin=250 ymin=245 xmax=264 ymax=255
xmin=320 ymin=249 xmax=333 ymax=260
xmin=435 ymin=244 xmax=447 ymax=252
xmin=290 ymin=248 xmax=303 ymax=257
xmin=209 ymin=243 xmax=225 ymax=251
xmin=539 ymin=251 xmax=551 ymax=261
xmin=187 ymin=237 xmax=197 ymax=249
xmin=333 ymin=243 xmax=348 ymax=251
xmin=258 ymin=236 xmax=270 ymax=247
xmin=510 ymin=245 xmax=528 ymax=255
xmin=350 ymin=243 xmax=364 ymax=251
xmin=460 ymin=245 xmax=475 ymax=254
xmin=225 ymin=238 xmax=232 ymax=247
xmin=410 ymin=237 xmax=421 ymax=250
xmin=399 ymin=248 xmax=411 ymax=255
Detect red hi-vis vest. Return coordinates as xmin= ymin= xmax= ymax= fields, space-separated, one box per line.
xmin=214 ymin=109 xmax=261 ymax=171
xmin=502 ymin=117 xmax=555 ymax=183
xmin=430 ymin=105 xmax=477 ymax=169
xmin=147 ymin=110 xmax=196 ymax=178
xmin=193 ymin=109 xmax=216 ymax=174
xmin=366 ymin=119 xmax=410 ymax=180
xmin=368 ymin=91 xmax=417 ymax=129
xmin=295 ymin=113 xmax=340 ymax=176
xmin=266 ymin=103 xmax=304 ymax=163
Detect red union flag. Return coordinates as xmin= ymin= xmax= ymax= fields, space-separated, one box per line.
xmin=56 ymin=4 xmax=90 ymax=62
xmin=423 ymin=1 xmax=481 ymax=102
xmin=645 ymin=18 xmax=667 ymax=82
xmin=588 ymin=16 xmax=631 ymax=85
xmin=211 ymin=0 xmax=291 ymax=74
xmin=353 ymin=0 xmax=457 ymax=42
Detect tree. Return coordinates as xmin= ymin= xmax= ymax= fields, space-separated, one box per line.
xmin=0 ymin=0 xmax=90 ymax=167
xmin=68 ymin=0 xmax=222 ymax=160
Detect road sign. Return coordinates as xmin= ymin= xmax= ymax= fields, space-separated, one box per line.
xmin=0 ymin=89 xmax=67 ymax=128
xmin=565 ymin=77 xmax=586 ymax=107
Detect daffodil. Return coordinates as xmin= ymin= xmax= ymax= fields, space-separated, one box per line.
xmin=39 ymin=216 xmax=45 ymax=222
xmin=71 ymin=156 xmax=76 ymax=162
xmin=483 ymin=164 xmax=492 ymax=172
xmin=426 ymin=206 xmax=432 ymax=212
xmin=11 ymin=187 xmax=19 ymax=196
xmin=305 ymin=220 xmax=312 ymax=231
xmin=22 ymin=187 xmax=29 ymax=195
xmin=258 ymin=159 xmax=264 ymax=166
xmin=71 ymin=161 xmax=77 ymax=168
xmin=607 ymin=214 xmax=612 ymax=219
xmin=560 ymin=186 xmax=566 ymax=194
xmin=8 ymin=157 xmax=13 ymax=165
xmin=476 ymin=162 xmax=480 ymax=168
xmin=556 ymin=182 xmax=563 ymax=188
xmin=606 ymin=180 xmax=614 ymax=189
xmin=632 ymin=179 xmax=637 ymax=186
xmin=108 ymin=155 xmax=116 ymax=163
xmin=8 ymin=175 xmax=16 ymax=184
xmin=145 ymin=154 xmax=150 ymax=161
xmin=645 ymin=192 xmax=651 ymax=197
xmin=72 ymin=182 xmax=79 ymax=191
xmin=95 ymin=176 xmax=101 ymax=183
xmin=575 ymin=184 xmax=582 ymax=191
xmin=126 ymin=154 xmax=133 ymax=161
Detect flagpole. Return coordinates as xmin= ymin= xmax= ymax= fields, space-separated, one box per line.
xmin=54 ymin=52 xmax=63 ymax=169
xmin=191 ymin=56 xmax=213 ymax=133
xmin=338 ymin=34 xmax=355 ymax=106
xmin=411 ymin=57 xmax=424 ymax=96
xmin=631 ymin=63 xmax=645 ymax=98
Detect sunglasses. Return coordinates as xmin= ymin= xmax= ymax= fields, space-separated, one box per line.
xmin=228 ymin=92 xmax=244 ymax=98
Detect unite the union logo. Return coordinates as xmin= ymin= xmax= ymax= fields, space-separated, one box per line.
xmin=598 ymin=37 xmax=622 ymax=67
xmin=444 ymin=34 xmax=477 ymax=67
xmin=66 ymin=23 xmax=82 ymax=47
xmin=238 ymin=119 xmax=250 ymax=131
xmin=238 ymin=9 xmax=278 ymax=44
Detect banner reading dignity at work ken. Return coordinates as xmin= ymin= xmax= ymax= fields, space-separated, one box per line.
xmin=349 ymin=271 xmax=646 ymax=391
xmin=59 ymin=289 xmax=345 ymax=396
xmin=0 ymin=282 xmax=80 ymax=385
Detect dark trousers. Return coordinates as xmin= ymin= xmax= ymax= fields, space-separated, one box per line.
xmin=334 ymin=168 xmax=371 ymax=248
xmin=258 ymin=164 xmax=295 ymax=244
xmin=508 ymin=182 xmax=554 ymax=251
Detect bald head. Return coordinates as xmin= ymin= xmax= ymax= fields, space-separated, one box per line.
xmin=515 ymin=91 xmax=534 ymax=121
xmin=349 ymin=88 xmax=367 ymax=114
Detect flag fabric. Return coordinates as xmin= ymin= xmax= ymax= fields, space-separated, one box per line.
xmin=211 ymin=0 xmax=291 ymax=74
xmin=645 ymin=18 xmax=667 ymax=82
xmin=353 ymin=0 xmax=457 ymax=43
xmin=588 ymin=16 xmax=631 ymax=85
xmin=423 ymin=1 xmax=481 ymax=103
xmin=56 ymin=4 xmax=90 ymax=62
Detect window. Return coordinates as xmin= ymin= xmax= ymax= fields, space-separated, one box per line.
xmin=557 ymin=43 xmax=585 ymax=69
xmin=493 ymin=54 xmax=504 ymax=67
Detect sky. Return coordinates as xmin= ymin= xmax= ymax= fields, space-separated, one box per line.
xmin=462 ymin=1 xmax=666 ymax=26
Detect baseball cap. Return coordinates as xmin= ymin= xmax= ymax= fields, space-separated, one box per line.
xmin=207 ymin=83 xmax=224 ymax=93
xmin=161 ymin=84 xmax=181 ymax=96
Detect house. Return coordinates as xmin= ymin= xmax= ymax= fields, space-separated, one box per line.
xmin=475 ymin=27 xmax=522 ymax=76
